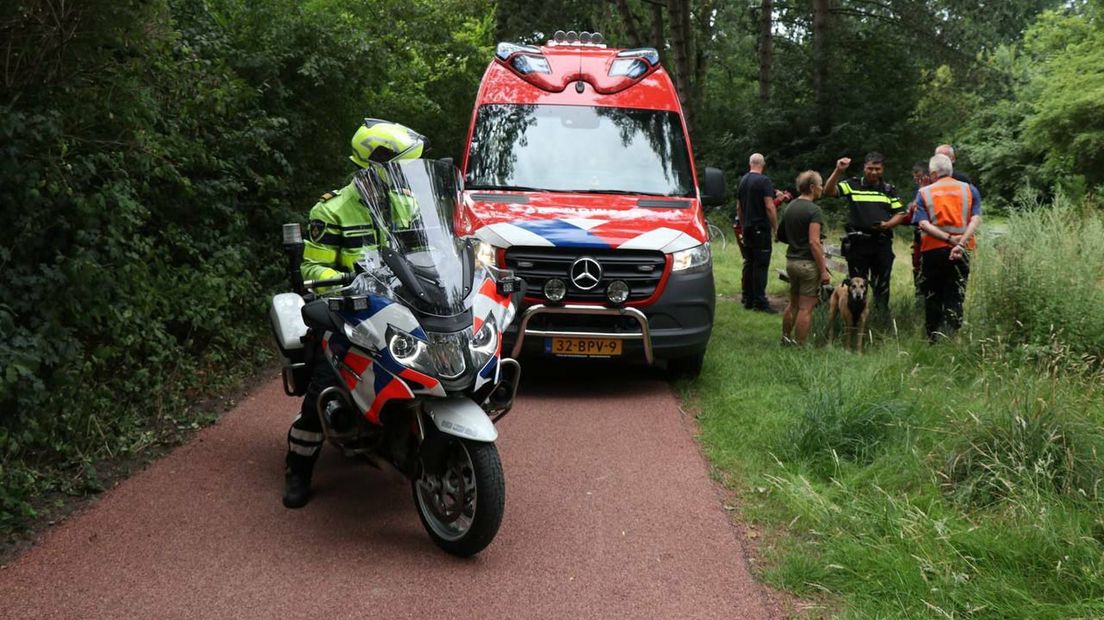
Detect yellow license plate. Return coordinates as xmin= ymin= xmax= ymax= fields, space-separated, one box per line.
xmin=547 ymin=337 xmax=623 ymax=357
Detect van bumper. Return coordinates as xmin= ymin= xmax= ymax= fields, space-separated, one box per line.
xmin=505 ymin=266 xmax=714 ymax=364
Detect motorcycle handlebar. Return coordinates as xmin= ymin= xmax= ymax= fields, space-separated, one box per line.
xmin=303 ymin=273 xmax=356 ymax=290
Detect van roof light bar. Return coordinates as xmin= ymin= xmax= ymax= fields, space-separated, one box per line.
xmin=548 ymin=30 xmax=606 ymax=48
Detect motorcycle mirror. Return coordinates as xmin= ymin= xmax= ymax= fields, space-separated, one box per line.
xmin=381 ymin=246 xmax=430 ymax=301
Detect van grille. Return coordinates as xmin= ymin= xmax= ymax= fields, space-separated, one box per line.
xmin=504 ymin=247 xmax=667 ymax=303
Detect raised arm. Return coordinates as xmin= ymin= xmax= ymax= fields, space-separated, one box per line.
xmin=823 ymin=157 xmax=851 ymax=198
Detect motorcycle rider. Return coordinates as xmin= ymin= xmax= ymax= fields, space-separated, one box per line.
xmin=284 ymin=119 xmax=427 ymax=508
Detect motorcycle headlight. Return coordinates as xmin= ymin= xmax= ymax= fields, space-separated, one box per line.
xmin=387 ymin=326 xmax=434 ymax=374
xmin=426 ymin=331 xmax=470 ymax=379
xmin=671 ymin=243 xmax=711 ymax=273
xmin=471 ymin=316 xmax=498 ymax=369
xmin=474 ymin=240 xmax=500 ymax=269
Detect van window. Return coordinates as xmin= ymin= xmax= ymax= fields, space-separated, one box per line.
xmin=466 ymin=104 xmax=694 ymax=197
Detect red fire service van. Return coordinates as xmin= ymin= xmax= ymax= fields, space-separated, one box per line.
xmin=457 ymin=30 xmax=726 ymax=378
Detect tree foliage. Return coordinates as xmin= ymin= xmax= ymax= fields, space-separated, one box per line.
xmin=2 ymin=0 xmax=1101 ymax=532
xmin=0 ymin=0 xmax=491 ymax=530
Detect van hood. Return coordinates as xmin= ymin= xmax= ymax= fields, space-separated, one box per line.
xmin=460 ymin=191 xmax=707 ymax=254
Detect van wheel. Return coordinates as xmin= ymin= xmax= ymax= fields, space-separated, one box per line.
xmin=666 ymin=352 xmax=705 ymax=380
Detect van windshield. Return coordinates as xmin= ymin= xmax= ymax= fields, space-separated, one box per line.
xmin=465 ymin=104 xmax=695 ymax=197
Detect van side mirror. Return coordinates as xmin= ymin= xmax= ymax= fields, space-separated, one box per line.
xmin=701 ymin=167 xmax=726 ymax=207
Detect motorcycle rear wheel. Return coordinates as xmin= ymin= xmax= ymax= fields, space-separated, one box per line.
xmin=413 ymin=438 xmax=504 ymax=557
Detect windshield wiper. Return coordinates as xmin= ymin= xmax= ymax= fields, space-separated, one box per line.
xmin=466 ymin=184 xmax=547 ymax=192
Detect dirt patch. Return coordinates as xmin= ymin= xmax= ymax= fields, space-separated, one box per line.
xmin=717 ymin=293 xmax=790 ymax=313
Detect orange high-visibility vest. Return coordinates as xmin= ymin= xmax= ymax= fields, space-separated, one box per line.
xmin=918 ymin=176 xmax=977 ymax=252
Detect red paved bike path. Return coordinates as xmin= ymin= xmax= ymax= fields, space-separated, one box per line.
xmin=0 ymin=362 xmax=779 ymax=619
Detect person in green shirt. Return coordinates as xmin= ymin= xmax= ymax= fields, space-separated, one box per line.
xmin=284 ymin=119 xmax=427 ymax=509
xmin=779 ymin=170 xmax=831 ymax=345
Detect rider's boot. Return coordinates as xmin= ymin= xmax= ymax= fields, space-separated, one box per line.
xmin=283 ymin=466 xmax=313 ymax=509
xmin=284 ymin=413 xmax=323 ymax=509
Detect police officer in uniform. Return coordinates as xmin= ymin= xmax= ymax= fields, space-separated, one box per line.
xmin=823 ymin=152 xmax=907 ymax=312
xmin=284 ymin=119 xmax=427 ymax=509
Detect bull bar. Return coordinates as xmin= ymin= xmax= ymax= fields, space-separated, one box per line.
xmin=509 ymin=303 xmax=654 ymax=364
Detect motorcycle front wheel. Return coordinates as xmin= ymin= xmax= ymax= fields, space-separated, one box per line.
xmin=413 ymin=438 xmax=504 ymax=557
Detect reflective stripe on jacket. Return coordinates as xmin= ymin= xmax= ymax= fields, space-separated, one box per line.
xmin=918 ymin=176 xmax=976 ymax=252
xmin=301 ymin=182 xmax=380 ymax=282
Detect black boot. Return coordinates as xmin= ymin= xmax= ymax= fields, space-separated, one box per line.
xmin=283 ymin=469 xmax=312 ymax=509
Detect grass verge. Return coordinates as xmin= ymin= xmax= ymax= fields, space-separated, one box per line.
xmin=689 ymin=206 xmax=1104 ymax=618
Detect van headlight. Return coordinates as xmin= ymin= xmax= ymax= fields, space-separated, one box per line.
xmin=475 ymin=240 xmax=499 ymax=269
xmin=671 ymin=243 xmax=711 ymax=272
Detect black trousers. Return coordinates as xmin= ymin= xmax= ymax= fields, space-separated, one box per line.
xmin=739 ymin=236 xmax=751 ymax=306
xmin=741 ymin=224 xmax=773 ymax=309
xmin=920 ymin=247 xmax=970 ymax=340
xmin=846 ymin=236 xmax=894 ymax=310
xmin=286 ymin=353 xmax=338 ymax=474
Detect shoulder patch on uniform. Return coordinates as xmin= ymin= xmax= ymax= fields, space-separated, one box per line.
xmin=319 ymin=188 xmax=342 ymax=201
xmin=308 ymin=219 xmax=326 ymax=242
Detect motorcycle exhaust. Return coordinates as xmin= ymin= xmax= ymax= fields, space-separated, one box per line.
xmin=315 ymin=386 xmax=357 ymax=442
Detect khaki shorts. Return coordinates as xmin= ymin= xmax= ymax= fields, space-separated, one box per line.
xmin=786 ymin=259 xmax=820 ymax=298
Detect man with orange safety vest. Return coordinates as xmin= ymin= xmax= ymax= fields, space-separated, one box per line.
xmin=911 ymin=153 xmax=981 ymax=342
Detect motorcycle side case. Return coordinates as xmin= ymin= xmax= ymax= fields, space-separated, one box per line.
xmin=271 ymin=292 xmax=308 ymax=355
xmin=271 ymin=292 xmax=311 ymax=396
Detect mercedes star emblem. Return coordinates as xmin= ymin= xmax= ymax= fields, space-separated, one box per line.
xmin=570 ymin=257 xmax=602 ymax=291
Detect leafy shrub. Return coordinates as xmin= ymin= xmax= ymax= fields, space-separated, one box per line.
xmin=0 ymin=0 xmax=492 ymax=532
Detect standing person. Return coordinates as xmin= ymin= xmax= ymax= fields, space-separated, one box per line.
xmin=913 ymin=153 xmax=981 ymax=342
xmin=735 ymin=153 xmax=779 ymax=313
xmin=780 ymin=171 xmax=831 ymax=345
xmin=283 ymin=119 xmax=427 ymax=509
xmin=907 ymin=161 xmax=933 ymax=299
xmin=936 ymin=144 xmax=974 ymax=185
xmin=823 ymin=152 xmax=907 ymax=312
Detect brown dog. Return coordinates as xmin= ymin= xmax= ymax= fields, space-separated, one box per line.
xmin=827 ymin=277 xmax=871 ymax=352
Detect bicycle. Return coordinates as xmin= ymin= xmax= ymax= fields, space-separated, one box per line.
xmin=706 ymin=207 xmax=728 ymax=251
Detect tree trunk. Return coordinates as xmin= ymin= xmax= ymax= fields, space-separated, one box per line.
xmin=614 ymin=0 xmax=646 ymax=47
xmin=689 ymin=0 xmax=714 ymax=132
xmin=667 ymin=0 xmax=694 ymax=128
xmin=812 ymin=0 xmax=832 ymax=133
xmin=650 ymin=1 xmax=665 ymax=65
xmin=757 ymin=0 xmax=772 ymax=103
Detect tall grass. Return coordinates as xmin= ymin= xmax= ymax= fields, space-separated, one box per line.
xmin=968 ymin=195 xmax=1104 ymax=366
xmin=689 ymin=204 xmax=1104 ymax=618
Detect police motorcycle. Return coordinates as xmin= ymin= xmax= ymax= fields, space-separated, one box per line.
xmin=270 ymin=159 xmax=522 ymax=556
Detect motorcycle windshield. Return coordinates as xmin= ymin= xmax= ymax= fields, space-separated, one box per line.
xmin=352 ymin=160 xmax=473 ymax=317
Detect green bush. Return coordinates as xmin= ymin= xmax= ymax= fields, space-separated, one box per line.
xmin=0 ymin=0 xmax=492 ymax=533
